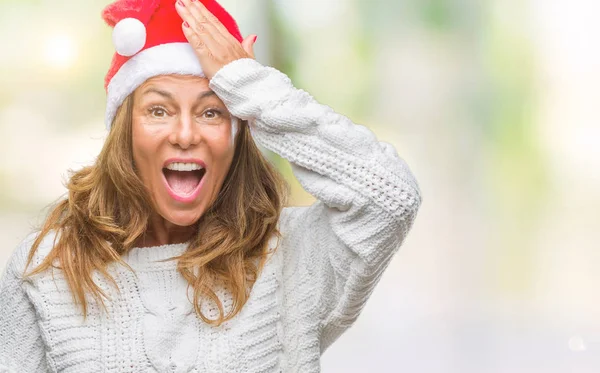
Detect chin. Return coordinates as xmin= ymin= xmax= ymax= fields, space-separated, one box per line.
xmin=160 ymin=208 xmax=205 ymax=227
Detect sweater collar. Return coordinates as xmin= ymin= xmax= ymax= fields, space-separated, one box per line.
xmin=122 ymin=241 xmax=189 ymax=268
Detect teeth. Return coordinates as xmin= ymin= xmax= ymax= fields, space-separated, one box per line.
xmin=165 ymin=162 xmax=204 ymax=171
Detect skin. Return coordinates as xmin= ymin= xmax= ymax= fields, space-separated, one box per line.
xmin=132 ymin=75 xmax=235 ymax=247
xmin=133 ymin=0 xmax=258 ymax=247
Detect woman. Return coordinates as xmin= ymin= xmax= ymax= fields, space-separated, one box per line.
xmin=0 ymin=0 xmax=422 ymax=371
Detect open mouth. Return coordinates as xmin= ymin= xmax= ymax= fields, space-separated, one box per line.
xmin=162 ymin=168 xmax=206 ymax=196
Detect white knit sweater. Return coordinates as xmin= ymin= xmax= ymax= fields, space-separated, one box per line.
xmin=0 ymin=58 xmax=422 ymax=373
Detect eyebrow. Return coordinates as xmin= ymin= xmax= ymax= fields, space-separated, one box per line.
xmin=142 ymin=88 xmax=217 ymax=101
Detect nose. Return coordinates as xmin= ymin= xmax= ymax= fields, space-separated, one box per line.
xmin=168 ymin=112 xmax=201 ymax=149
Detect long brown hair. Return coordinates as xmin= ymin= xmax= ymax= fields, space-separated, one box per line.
xmin=22 ymin=93 xmax=289 ymax=326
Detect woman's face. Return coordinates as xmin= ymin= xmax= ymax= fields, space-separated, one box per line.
xmin=132 ymin=74 xmax=236 ymax=227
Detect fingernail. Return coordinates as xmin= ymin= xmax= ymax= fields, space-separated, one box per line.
xmin=177 ymin=0 xmax=184 ymax=6
xmin=253 ymin=35 xmax=258 ymax=43
xmin=183 ymin=21 xmax=190 ymax=28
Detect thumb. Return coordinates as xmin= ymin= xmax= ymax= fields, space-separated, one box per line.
xmin=242 ymin=34 xmax=257 ymax=59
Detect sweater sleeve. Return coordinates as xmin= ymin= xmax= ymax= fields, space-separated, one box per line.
xmin=208 ymin=58 xmax=422 ymax=352
xmin=0 ymin=233 xmax=49 ymax=373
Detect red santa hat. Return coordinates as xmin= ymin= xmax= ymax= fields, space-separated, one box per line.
xmin=102 ymin=0 xmax=243 ymax=130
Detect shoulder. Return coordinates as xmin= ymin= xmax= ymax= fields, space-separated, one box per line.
xmin=3 ymin=230 xmax=58 ymax=279
xmin=277 ymin=203 xmax=337 ymax=247
xmin=268 ymin=206 xmax=310 ymax=259
xmin=278 ymin=204 xmax=324 ymax=233
xmin=278 ymin=205 xmax=305 ymax=229
xmin=272 ymin=204 xmax=328 ymax=264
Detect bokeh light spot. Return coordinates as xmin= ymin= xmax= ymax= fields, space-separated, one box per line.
xmin=44 ymin=33 xmax=77 ymax=69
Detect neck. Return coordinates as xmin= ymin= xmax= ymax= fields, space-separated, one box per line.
xmin=134 ymin=212 xmax=196 ymax=248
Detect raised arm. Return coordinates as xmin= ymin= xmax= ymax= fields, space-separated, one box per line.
xmin=0 ymin=233 xmax=49 ymax=372
xmin=209 ymin=58 xmax=422 ymax=352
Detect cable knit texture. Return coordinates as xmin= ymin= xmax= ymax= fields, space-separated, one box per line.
xmin=0 ymin=58 xmax=422 ymax=372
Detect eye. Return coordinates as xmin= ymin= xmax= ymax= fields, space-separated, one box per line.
xmin=202 ymin=109 xmax=222 ymax=120
xmin=148 ymin=106 xmax=167 ymax=118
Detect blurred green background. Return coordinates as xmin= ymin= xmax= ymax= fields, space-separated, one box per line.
xmin=1 ymin=0 xmax=599 ymax=371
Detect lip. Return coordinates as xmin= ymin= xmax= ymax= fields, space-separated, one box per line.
xmin=162 ymin=157 xmax=207 ymax=203
xmin=162 ymin=157 xmax=207 ymax=169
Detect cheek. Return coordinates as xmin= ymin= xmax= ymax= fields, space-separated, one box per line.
xmin=203 ymin=121 xmax=237 ymax=156
xmin=203 ymin=126 xmax=236 ymax=181
xmin=131 ymin=120 xmax=160 ymax=181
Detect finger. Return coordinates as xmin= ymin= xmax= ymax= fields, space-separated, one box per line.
xmin=181 ymin=0 xmax=230 ymax=43
xmin=177 ymin=2 xmax=222 ymax=53
xmin=176 ymin=0 xmax=215 ymax=38
xmin=241 ymin=35 xmax=256 ymax=59
xmin=181 ymin=20 xmax=220 ymax=58
xmin=187 ymin=0 xmax=239 ymax=43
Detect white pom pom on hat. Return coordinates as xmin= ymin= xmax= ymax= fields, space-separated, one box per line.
xmin=112 ymin=18 xmax=147 ymax=57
